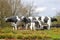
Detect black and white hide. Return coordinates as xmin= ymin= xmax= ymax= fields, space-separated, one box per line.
xmin=21 ymin=16 xmax=40 ymax=30
xmin=5 ymin=16 xmax=21 ymax=30
xmin=28 ymin=17 xmax=42 ymax=30
xmin=28 ymin=17 xmax=36 ymax=30
xmin=21 ymin=16 xmax=31 ymax=30
xmin=38 ymin=16 xmax=57 ymax=30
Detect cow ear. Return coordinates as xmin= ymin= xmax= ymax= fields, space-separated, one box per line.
xmin=51 ymin=17 xmax=57 ymax=22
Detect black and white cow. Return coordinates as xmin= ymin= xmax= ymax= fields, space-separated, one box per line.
xmin=28 ymin=17 xmax=36 ymax=30
xmin=20 ymin=16 xmax=31 ymax=30
xmin=4 ymin=16 xmax=21 ymax=30
xmin=28 ymin=16 xmax=42 ymax=30
xmin=38 ymin=16 xmax=57 ymax=30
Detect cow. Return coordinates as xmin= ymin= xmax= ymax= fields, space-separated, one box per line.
xmin=38 ymin=16 xmax=57 ymax=30
xmin=4 ymin=16 xmax=21 ymax=30
xmin=20 ymin=16 xmax=31 ymax=30
xmin=28 ymin=16 xmax=36 ymax=30
xmin=28 ymin=16 xmax=43 ymax=30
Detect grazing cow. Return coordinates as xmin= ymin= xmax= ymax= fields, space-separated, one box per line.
xmin=4 ymin=16 xmax=21 ymax=30
xmin=27 ymin=16 xmax=57 ymax=30
xmin=38 ymin=16 xmax=57 ymax=30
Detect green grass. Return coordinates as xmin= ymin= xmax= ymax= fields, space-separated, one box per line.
xmin=45 ymin=28 xmax=60 ymax=39
xmin=0 ymin=27 xmax=60 ymax=40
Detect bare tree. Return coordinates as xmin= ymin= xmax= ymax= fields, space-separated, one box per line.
xmin=25 ymin=2 xmax=36 ymax=17
xmin=0 ymin=0 xmax=12 ymax=27
xmin=6 ymin=0 xmax=28 ymax=16
xmin=0 ymin=0 xmax=12 ymax=17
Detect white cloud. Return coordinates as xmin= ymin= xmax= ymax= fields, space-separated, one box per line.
xmin=35 ymin=7 xmax=47 ymax=12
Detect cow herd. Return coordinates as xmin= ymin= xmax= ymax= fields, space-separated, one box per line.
xmin=4 ymin=16 xmax=57 ymax=30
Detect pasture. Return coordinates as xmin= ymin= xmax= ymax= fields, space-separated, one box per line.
xmin=0 ymin=27 xmax=60 ymax=40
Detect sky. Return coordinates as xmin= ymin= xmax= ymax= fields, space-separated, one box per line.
xmin=21 ymin=0 xmax=60 ymax=17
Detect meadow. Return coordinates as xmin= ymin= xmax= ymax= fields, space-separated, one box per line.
xmin=0 ymin=27 xmax=60 ymax=40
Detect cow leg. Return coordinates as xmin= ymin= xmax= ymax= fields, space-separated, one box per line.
xmin=12 ymin=25 xmax=17 ymax=30
xmin=38 ymin=21 xmax=43 ymax=29
xmin=47 ymin=20 xmax=51 ymax=30
xmin=30 ymin=23 xmax=33 ymax=30
xmin=15 ymin=24 xmax=17 ymax=30
xmin=47 ymin=24 xmax=51 ymax=30
xmin=12 ymin=23 xmax=17 ymax=30
xmin=14 ymin=23 xmax=17 ymax=30
xmin=26 ymin=24 xmax=28 ymax=30
xmin=30 ymin=22 xmax=35 ymax=30
xmin=32 ymin=23 xmax=35 ymax=30
xmin=40 ymin=25 xmax=43 ymax=29
xmin=13 ymin=27 xmax=14 ymax=30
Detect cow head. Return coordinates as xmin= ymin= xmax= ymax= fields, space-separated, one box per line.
xmin=44 ymin=16 xmax=49 ymax=23
xmin=51 ymin=17 xmax=57 ymax=22
xmin=4 ymin=17 xmax=9 ymax=22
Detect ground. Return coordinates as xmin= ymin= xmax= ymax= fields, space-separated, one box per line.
xmin=0 ymin=27 xmax=60 ymax=40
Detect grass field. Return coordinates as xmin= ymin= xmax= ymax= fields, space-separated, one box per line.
xmin=0 ymin=27 xmax=60 ymax=40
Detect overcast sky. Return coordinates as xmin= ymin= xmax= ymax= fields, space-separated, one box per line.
xmin=21 ymin=0 xmax=60 ymax=17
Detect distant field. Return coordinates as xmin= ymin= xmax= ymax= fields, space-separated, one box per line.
xmin=0 ymin=27 xmax=60 ymax=40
